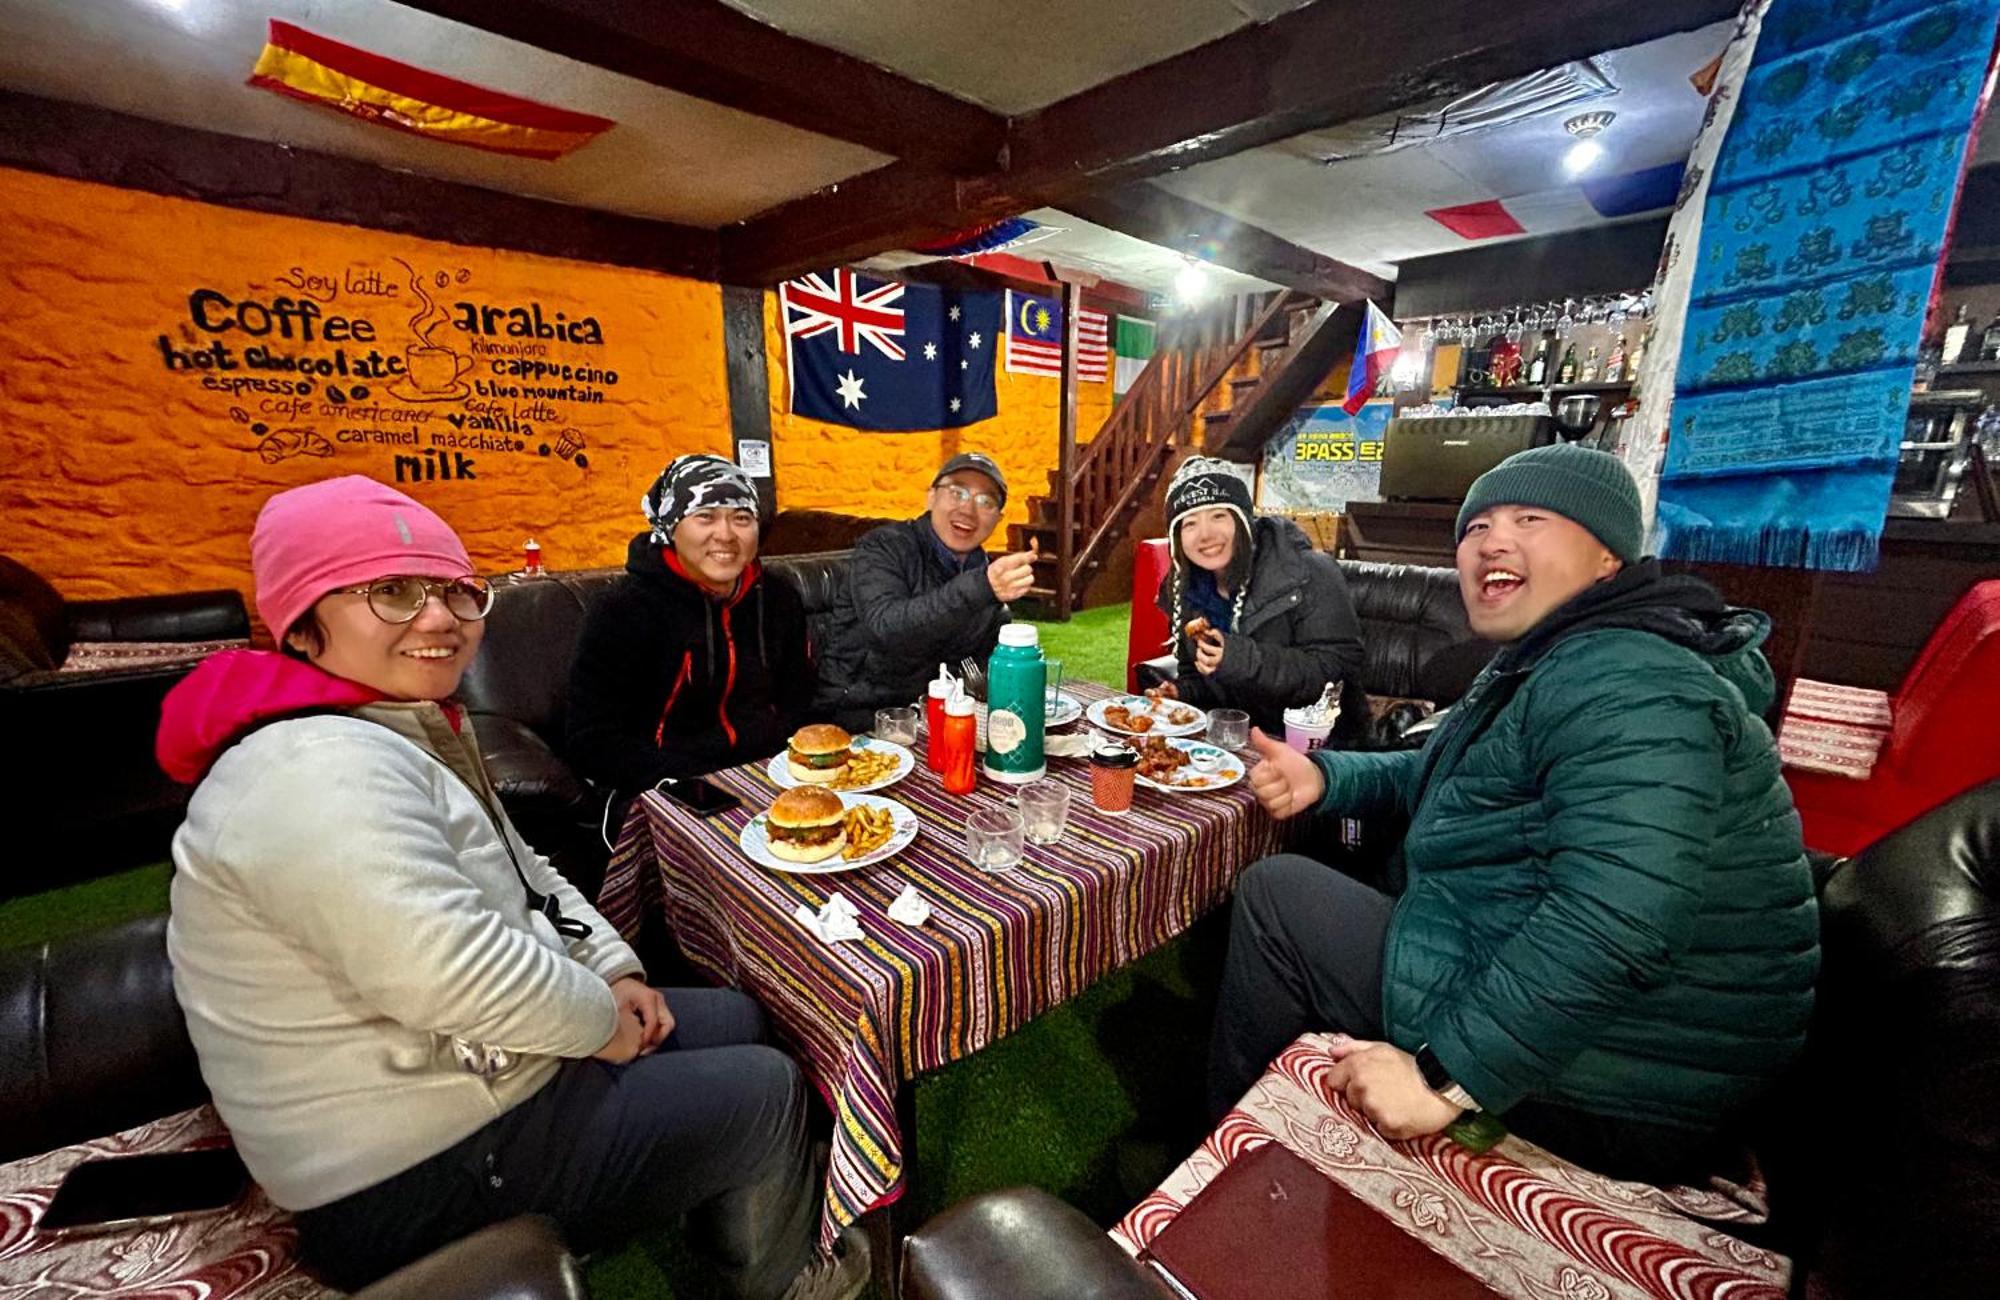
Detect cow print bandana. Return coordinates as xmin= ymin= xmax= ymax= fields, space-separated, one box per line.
xmin=642 ymin=454 xmax=761 ymax=543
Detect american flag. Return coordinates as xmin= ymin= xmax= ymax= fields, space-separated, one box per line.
xmin=783 ymin=269 xmax=907 ymax=360
xmin=1005 ymin=289 xmax=1109 ymax=381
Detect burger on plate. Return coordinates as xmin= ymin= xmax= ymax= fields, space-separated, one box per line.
xmin=765 ymin=786 xmax=848 ymax=864
xmin=787 ymin=724 xmax=854 ymax=784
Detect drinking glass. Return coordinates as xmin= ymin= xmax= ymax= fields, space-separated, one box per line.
xmin=874 ymin=706 xmax=918 ymax=746
xmin=1209 ymin=709 xmax=1250 ymax=750
xmin=965 ymin=807 xmax=1024 ymax=872
xmin=1043 ymin=657 xmax=1066 ymax=719
xmin=1018 ymin=780 xmax=1071 ymax=845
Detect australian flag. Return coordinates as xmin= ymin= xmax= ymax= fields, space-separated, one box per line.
xmin=781 ymin=269 xmax=1000 ymax=431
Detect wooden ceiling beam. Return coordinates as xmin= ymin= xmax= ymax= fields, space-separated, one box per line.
xmin=722 ymin=0 xmax=1741 ymax=283
xmin=387 ymin=0 xmax=1006 ymax=173
xmin=0 ymin=92 xmax=719 ymax=280
xmin=1061 ymin=183 xmax=1392 ymax=305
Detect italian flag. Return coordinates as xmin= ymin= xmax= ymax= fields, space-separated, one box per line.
xmin=1113 ymin=315 xmax=1156 ymax=396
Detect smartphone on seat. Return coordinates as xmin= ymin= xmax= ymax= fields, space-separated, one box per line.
xmin=656 ymin=777 xmax=743 ymax=816
xmin=38 ymin=1147 xmax=252 ymax=1237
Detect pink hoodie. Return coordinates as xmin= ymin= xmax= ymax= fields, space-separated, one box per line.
xmin=157 ymin=649 xmax=382 ymax=784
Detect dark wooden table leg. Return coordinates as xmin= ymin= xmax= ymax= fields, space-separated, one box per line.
xmin=865 ymin=1080 xmax=921 ymax=1299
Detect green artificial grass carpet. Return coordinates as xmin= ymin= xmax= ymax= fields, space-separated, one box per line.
xmin=0 ymin=862 xmax=172 ymax=952
xmin=1027 ymin=600 xmax=1132 ymax=695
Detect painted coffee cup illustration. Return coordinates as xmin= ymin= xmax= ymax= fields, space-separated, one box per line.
xmin=405 ymin=344 xmax=471 ymax=393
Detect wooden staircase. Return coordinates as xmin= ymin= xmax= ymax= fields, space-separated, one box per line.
xmin=1009 ymin=290 xmax=1351 ymax=615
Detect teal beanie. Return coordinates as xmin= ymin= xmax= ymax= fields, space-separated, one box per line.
xmin=1455 ymin=443 xmax=1644 ymax=562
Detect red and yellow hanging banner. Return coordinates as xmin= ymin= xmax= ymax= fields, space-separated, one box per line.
xmin=248 ymin=20 xmax=615 ymax=161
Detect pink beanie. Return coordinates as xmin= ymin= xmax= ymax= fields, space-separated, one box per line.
xmin=252 ymin=476 xmax=474 ymax=636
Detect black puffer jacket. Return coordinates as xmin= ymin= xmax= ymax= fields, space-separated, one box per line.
xmin=815 ymin=516 xmax=1009 ymax=722
xmin=566 ymin=534 xmax=816 ymax=797
xmin=1154 ymin=515 xmax=1365 ymax=734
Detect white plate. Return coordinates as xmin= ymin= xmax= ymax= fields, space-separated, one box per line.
xmin=1087 ymin=693 xmax=1208 ymax=738
xmin=739 ymin=793 xmax=920 ymax=874
xmin=766 ymin=737 xmax=915 ymax=793
xmin=1046 ymin=692 xmax=1084 ymax=727
xmin=1132 ymin=738 xmax=1247 ymax=793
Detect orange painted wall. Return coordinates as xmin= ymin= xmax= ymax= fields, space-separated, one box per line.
xmin=0 ymin=167 xmax=729 ymax=607
xmin=763 ymin=291 xmax=1116 ymax=542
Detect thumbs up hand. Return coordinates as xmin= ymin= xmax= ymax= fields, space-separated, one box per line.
xmin=1246 ymin=726 xmax=1326 ymax=820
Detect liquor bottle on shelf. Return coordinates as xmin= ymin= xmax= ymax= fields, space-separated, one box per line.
xmin=1626 ymin=331 xmax=1646 ymax=379
xmin=1526 ymin=336 xmax=1551 ymax=385
xmin=1980 ymin=311 xmax=2000 ymax=362
xmin=1942 ymin=304 xmax=1972 ymax=366
xmin=1604 ymin=336 xmax=1627 ymax=384
xmin=1557 ymin=343 xmax=1578 ymax=384
xmin=1580 ymin=346 xmax=1601 ymax=383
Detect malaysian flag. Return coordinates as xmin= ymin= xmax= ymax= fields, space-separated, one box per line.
xmin=1005 ymin=290 xmax=1109 ymax=381
xmin=781 ymin=268 xmax=999 ymax=432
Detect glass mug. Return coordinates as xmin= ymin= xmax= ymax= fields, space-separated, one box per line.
xmin=1018 ymin=780 xmax=1071 ymax=845
xmin=965 ymin=807 xmax=1024 ymax=872
xmin=1209 ymin=709 xmax=1250 ymax=750
xmin=874 ymin=706 xmax=919 ymax=747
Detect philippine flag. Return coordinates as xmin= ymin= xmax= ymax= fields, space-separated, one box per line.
xmin=1342 ymin=301 xmax=1402 ymax=415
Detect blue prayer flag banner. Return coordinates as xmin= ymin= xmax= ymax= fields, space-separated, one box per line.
xmin=781 ymin=269 xmax=999 ymax=431
xmin=1654 ymin=0 xmax=2000 ymax=572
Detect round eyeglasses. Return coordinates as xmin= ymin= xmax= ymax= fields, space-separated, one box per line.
xmin=937 ymin=483 xmax=1001 ymax=513
xmin=329 ymin=575 xmax=495 ymax=624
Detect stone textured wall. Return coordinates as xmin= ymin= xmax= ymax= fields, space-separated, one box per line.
xmin=0 ymin=167 xmax=729 ymax=611
xmin=762 ymin=289 xmax=1116 ymax=540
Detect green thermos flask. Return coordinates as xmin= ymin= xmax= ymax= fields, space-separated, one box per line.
xmin=983 ymin=624 xmax=1047 ymax=784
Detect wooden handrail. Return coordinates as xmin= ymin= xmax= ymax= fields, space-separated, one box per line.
xmin=1044 ymin=290 xmax=1315 ymax=610
xmin=1181 ymin=290 xmax=1297 ymax=417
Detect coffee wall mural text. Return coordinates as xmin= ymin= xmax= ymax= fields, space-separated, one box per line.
xmin=151 ymin=258 xmax=618 ymax=485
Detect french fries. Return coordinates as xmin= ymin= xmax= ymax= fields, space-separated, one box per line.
xmin=842 ymin=804 xmax=897 ymax=860
xmin=831 ymin=747 xmax=900 ymax=790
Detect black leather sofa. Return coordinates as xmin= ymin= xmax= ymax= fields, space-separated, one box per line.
xmin=1 ymin=557 xmax=250 ymax=896
xmin=0 ymin=914 xmax=587 ymax=1299
xmin=1135 ymin=559 xmax=1492 ymax=730
xmin=895 ymin=779 xmax=2000 ymax=1300
xmin=456 ymin=551 xmax=858 ymax=898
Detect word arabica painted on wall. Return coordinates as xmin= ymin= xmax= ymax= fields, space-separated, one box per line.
xmin=150 ymin=262 xmax=617 ymax=485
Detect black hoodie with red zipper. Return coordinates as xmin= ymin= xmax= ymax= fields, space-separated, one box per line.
xmin=565 ymin=532 xmax=817 ymax=798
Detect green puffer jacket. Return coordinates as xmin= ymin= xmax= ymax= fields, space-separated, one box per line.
xmin=1312 ymin=563 xmax=1818 ymax=1131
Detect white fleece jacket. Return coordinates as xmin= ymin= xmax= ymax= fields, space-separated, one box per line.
xmin=167 ymin=704 xmax=642 ymax=1211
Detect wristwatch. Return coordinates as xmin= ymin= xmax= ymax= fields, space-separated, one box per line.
xmin=1415 ymin=1043 xmax=1482 ymax=1113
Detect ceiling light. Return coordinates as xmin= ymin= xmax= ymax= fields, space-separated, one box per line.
xmin=1174 ymin=258 xmax=1209 ymax=304
xmin=1563 ymin=139 xmax=1605 ymax=175
xmin=1560 ymin=110 xmax=1615 ymax=177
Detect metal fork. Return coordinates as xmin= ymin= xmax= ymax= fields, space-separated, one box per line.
xmin=959 ymin=657 xmax=988 ymax=701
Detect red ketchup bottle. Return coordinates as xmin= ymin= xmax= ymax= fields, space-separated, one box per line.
xmin=925 ymin=664 xmax=952 ymax=772
xmin=523 ymin=537 xmax=543 ymax=577
xmin=940 ymin=691 xmax=978 ymax=795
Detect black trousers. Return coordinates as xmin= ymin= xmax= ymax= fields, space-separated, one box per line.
xmin=1209 ymin=854 xmax=1724 ymax=1186
xmin=296 ymin=988 xmax=817 ymax=1299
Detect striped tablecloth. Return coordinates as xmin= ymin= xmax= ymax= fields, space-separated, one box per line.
xmin=596 ymin=682 xmax=1287 ymax=1248
xmin=1114 ymin=1035 xmax=1786 ymax=1300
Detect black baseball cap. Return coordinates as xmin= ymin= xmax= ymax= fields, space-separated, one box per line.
xmin=933 ymin=452 xmax=1007 ymax=505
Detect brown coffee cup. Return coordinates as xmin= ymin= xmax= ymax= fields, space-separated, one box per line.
xmin=1088 ymin=745 xmax=1138 ymax=816
xmin=406 ymin=344 xmax=470 ymax=393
